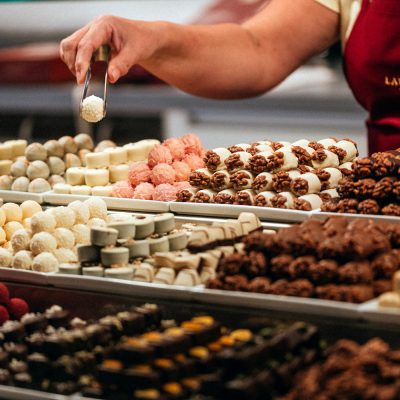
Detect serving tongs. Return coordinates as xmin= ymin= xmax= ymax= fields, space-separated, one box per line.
xmin=80 ymin=44 xmax=111 ymax=119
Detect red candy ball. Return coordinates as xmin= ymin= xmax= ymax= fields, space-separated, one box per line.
xmin=8 ymin=298 xmax=29 ymax=319
xmin=0 ymin=283 xmax=9 ymax=305
xmin=0 ymin=305 xmax=9 ymax=324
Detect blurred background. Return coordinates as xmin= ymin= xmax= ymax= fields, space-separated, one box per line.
xmin=0 ymin=0 xmax=368 ymax=154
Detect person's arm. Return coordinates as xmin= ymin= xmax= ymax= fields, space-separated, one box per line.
xmin=60 ymin=0 xmax=339 ymax=99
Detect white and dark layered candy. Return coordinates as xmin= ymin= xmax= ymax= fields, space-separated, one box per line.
xmin=176 ymin=187 xmax=198 ymax=202
xmin=292 ymin=139 xmax=310 ymax=147
xmin=270 ymin=191 xmax=296 ymax=209
xmin=214 ymin=189 xmax=237 ymax=204
xmin=251 ymin=172 xmax=274 ymax=193
xmin=234 ymin=189 xmax=256 ymax=206
xmin=319 ymin=188 xmax=339 ymax=202
xmin=230 ymin=170 xmax=255 ymax=190
xmin=254 ymin=191 xmax=276 ymax=207
xmin=246 ymin=143 xmax=274 ymax=156
xmin=210 ymin=170 xmax=232 ymax=191
xmin=311 ymin=149 xmax=340 ymax=169
xmin=224 ymin=151 xmax=252 ymax=173
xmin=328 ymin=139 xmax=358 ymax=163
xmin=291 ymin=172 xmax=322 ymax=196
xmin=313 ymin=167 xmax=343 ymax=190
xmin=248 ymin=151 xmax=275 ymax=174
xmin=189 ymin=168 xmax=213 ymax=189
xmin=272 ymin=170 xmax=302 ymax=192
xmin=227 ymin=143 xmax=251 ymax=153
xmin=193 ymin=189 xmax=217 ymax=203
xmin=204 ymin=147 xmax=232 ymax=171
xmin=271 ymin=140 xmax=291 ymax=151
xmin=294 ymin=194 xmax=323 ymax=211
xmin=263 ymin=147 xmax=299 ymax=173
xmin=338 ymin=162 xmax=354 ymax=177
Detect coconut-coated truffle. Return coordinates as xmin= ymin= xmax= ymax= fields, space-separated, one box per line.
xmin=30 ymin=211 xmax=56 ymax=233
xmin=10 ymin=160 xmax=28 ymax=177
xmin=53 ymin=248 xmax=77 ymax=264
xmin=1 ymin=203 xmax=22 ymax=223
xmin=25 ymin=143 xmax=47 ymax=161
xmin=0 ymin=176 xmax=13 ymax=190
xmin=0 ymin=248 xmax=12 ymax=268
xmin=44 ymin=140 xmax=64 ymax=158
xmin=4 ymin=222 xmax=24 ymax=241
xmin=0 ymin=228 xmax=6 ymax=245
xmin=74 ymin=133 xmax=94 ymax=150
xmin=0 ymin=210 xmax=5 ymax=227
xmin=84 ymin=197 xmax=107 ymax=220
xmin=71 ymin=224 xmax=90 ymax=244
xmin=27 ymin=161 xmax=50 ymax=180
xmin=20 ymin=200 xmax=42 ymax=220
xmin=87 ymin=218 xmax=107 ymax=228
xmin=30 ymin=232 xmax=57 ymax=256
xmin=47 ymin=157 xmax=65 ymax=175
xmin=53 ymin=228 xmax=75 ymax=249
xmin=11 ymin=229 xmax=30 ymax=252
xmin=12 ymin=250 xmax=33 ymax=270
xmin=32 ymin=252 xmax=59 ymax=272
xmin=28 ymin=178 xmax=51 ymax=193
xmin=81 ymin=96 xmax=105 ymax=123
xmin=11 ymin=177 xmax=29 ymax=192
xmin=51 ymin=207 xmax=76 ymax=229
xmin=67 ymin=200 xmax=90 ymax=224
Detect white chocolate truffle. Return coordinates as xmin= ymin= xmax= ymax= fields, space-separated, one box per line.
xmin=48 ymin=175 xmax=66 ymax=187
xmin=68 ymin=201 xmax=90 ymax=224
xmin=74 ymin=133 xmax=94 ymax=150
xmin=71 ymin=224 xmax=90 ymax=244
xmin=0 ymin=143 xmax=13 ymax=161
xmin=85 ymin=152 xmax=110 ymax=169
xmin=81 ymin=95 xmax=105 ymax=123
xmin=0 ymin=248 xmax=12 ymax=268
xmin=30 ymin=232 xmax=57 ymax=255
xmin=27 ymin=160 xmax=50 ymax=180
xmin=1 ymin=203 xmax=22 ymax=223
xmin=105 ymin=147 xmax=128 ymax=165
xmin=28 ymin=178 xmax=51 ymax=193
xmin=0 ymin=176 xmax=13 ymax=190
xmin=95 ymin=140 xmax=116 ymax=153
xmin=84 ymin=169 xmax=109 ymax=187
xmin=11 ymin=177 xmax=29 ymax=192
xmin=64 ymin=153 xmax=82 ymax=169
xmin=0 ymin=160 xmax=12 ymax=176
xmin=44 ymin=140 xmax=64 ymax=158
xmin=84 ymin=197 xmax=107 ymax=220
xmin=47 ymin=157 xmax=65 ymax=175
xmin=25 ymin=143 xmax=47 ymax=161
xmin=59 ymin=136 xmax=78 ymax=154
xmin=0 ymin=209 xmax=5 ymax=227
xmin=109 ymin=164 xmax=129 ymax=183
xmin=87 ymin=218 xmax=107 ymax=228
xmin=10 ymin=160 xmax=28 ymax=177
xmin=11 ymin=229 xmax=30 ymax=252
xmin=51 ymin=206 xmax=76 ymax=228
xmin=91 ymin=186 xmax=113 ymax=197
xmin=53 ymin=248 xmax=77 ymax=264
xmin=32 ymin=252 xmax=59 ymax=272
xmin=12 ymin=250 xmax=33 ymax=270
xmin=4 ymin=221 xmax=24 ymax=241
xmin=66 ymin=167 xmax=85 ymax=186
xmin=53 ymin=183 xmax=71 ymax=194
xmin=53 ymin=227 xmax=75 ymax=249
xmin=20 ymin=200 xmax=42 ymax=219
xmin=70 ymin=185 xmax=91 ymax=195
xmin=30 ymin=211 xmax=56 ymax=233
xmin=0 ymin=228 xmax=5 ymax=245
xmin=124 ymin=142 xmax=148 ymax=162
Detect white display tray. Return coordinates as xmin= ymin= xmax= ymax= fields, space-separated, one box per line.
xmin=0 ymin=385 xmax=81 ymax=400
xmin=43 ymin=192 xmax=170 ymax=212
xmin=311 ymin=210 xmax=400 ymax=224
xmin=170 ymin=202 xmax=312 ymax=222
xmin=359 ymin=299 xmax=400 ymax=325
xmin=191 ymin=287 xmax=362 ymax=320
xmin=0 ymin=189 xmax=45 ymax=204
xmin=0 ymin=267 xmax=49 ymax=285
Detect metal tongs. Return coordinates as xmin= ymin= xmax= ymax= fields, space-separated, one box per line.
xmin=80 ymin=44 xmax=111 ymax=119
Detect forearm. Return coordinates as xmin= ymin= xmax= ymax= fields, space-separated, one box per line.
xmin=142 ymin=22 xmax=273 ymax=99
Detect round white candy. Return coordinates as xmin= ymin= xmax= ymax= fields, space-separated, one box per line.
xmin=51 ymin=207 xmax=76 ymax=229
xmin=20 ymin=200 xmax=42 ymax=219
xmin=11 ymin=177 xmax=29 ymax=192
xmin=30 ymin=232 xmax=57 ymax=256
xmin=27 ymin=160 xmax=50 ymax=180
xmin=68 ymin=201 xmax=90 ymax=224
xmin=53 ymin=227 xmax=75 ymax=249
xmin=53 ymin=248 xmax=77 ymax=264
xmin=84 ymin=197 xmax=107 ymax=220
xmin=71 ymin=224 xmax=90 ymax=244
xmin=11 ymin=229 xmax=31 ymax=252
xmin=81 ymin=95 xmax=105 ymax=123
xmin=0 ymin=248 xmax=12 ymax=268
xmin=32 ymin=252 xmax=59 ymax=272
xmin=12 ymin=250 xmax=33 ymax=270
xmin=30 ymin=211 xmax=56 ymax=233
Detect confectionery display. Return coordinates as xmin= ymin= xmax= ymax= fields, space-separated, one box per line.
xmin=0 ymin=283 xmax=29 ymax=323
xmin=207 ymin=216 xmax=400 ymax=303
xmin=322 ymin=148 xmax=400 ymax=216
xmin=179 ymin=137 xmax=356 ymax=210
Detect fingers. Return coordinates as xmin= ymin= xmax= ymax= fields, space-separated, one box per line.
xmin=107 ymin=49 xmax=133 ymax=83
xmin=60 ymin=26 xmax=89 ymax=76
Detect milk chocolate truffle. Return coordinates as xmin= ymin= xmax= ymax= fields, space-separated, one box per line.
xmin=11 ymin=177 xmax=29 ymax=192
xmin=74 ymin=133 xmax=94 ymax=150
xmin=25 ymin=143 xmax=47 ymax=161
xmin=10 ymin=160 xmax=28 ymax=177
xmin=59 ymin=136 xmax=78 ymax=154
xmin=28 ymin=178 xmax=51 ymax=193
xmin=47 ymin=157 xmax=65 ymax=175
xmin=27 ymin=161 xmax=50 ymax=180
xmin=44 ymin=140 xmax=64 ymax=158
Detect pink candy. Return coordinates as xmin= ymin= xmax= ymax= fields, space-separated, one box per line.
xmin=112 ymin=181 xmax=135 ymax=198
xmin=128 ymin=161 xmax=151 ymax=187
xmin=133 ymin=182 xmax=155 ymax=200
xmin=173 ymin=181 xmax=191 ymax=191
xmin=151 ymin=163 xmax=176 ymax=186
xmin=172 ymin=161 xmax=191 ymax=182
xmin=183 ymin=153 xmax=205 ymax=170
xmin=152 ymin=184 xmax=178 ymax=202
xmin=181 ymin=133 xmax=204 ymax=156
xmin=148 ymin=145 xmax=173 ymax=168
xmin=163 ymin=138 xmax=186 ymax=161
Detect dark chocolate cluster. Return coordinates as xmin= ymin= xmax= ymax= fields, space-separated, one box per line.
xmin=322 ymin=149 xmax=400 ymax=216
xmin=207 ymin=217 xmax=400 ymax=303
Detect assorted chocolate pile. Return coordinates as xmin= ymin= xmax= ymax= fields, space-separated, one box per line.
xmin=322 ymin=149 xmax=400 ymax=216
xmin=0 ymin=301 xmax=323 ymax=399
xmin=207 ymin=216 xmax=400 ymax=303
xmin=177 ymin=137 xmax=359 ymax=210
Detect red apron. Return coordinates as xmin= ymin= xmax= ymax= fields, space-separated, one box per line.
xmin=344 ymin=0 xmax=400 ymax=154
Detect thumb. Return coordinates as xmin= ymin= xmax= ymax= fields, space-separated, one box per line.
xmin=108 ymin=50 xmax=133 ymax=83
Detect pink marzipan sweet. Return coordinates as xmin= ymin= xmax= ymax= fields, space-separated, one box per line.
xmin=152 ymin=183 xmax=178 ymax=201
xmin=183 ymin=153 xmax=205 ymax=170
xmin=128 ymin=161 xmax=151 ymax=187
xmin=163 ymin=138 xmax=186 ymax=161
xmin=112 ymin=181 xmax=135 ymax=198
xmin=180 ymin=133 xmax=204 ymax=156
xmin=133 ymin=182 xmax=155 ymax=200
xmin=151 ymin=163 xmax=176 ymax=186
xmin=148 ymin=145 xmax=173 ymax=168
xmin=172 ymin=161 xmax=191 ymax=182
